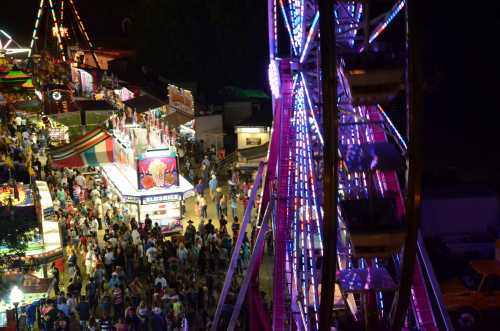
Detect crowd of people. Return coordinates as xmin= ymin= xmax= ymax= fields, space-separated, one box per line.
xmin=1 ymin=107 xmax=263 ymax=330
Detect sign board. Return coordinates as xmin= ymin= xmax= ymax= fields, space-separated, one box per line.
xmin=168 ymin=84 xmax=194 ymax=115
xmin=137 ymin=149 xmax=179 ymax=190
xmin=140 ymin=201 xmax=182 ymax=233
xmin=141 ymin=193 xmax=182 ymax=205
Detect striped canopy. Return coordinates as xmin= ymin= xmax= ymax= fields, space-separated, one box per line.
xmin=50 ymin=128 xmax=113 ymax=168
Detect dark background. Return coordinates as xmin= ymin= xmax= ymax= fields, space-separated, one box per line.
xmin=1 ymin=0 xmax=498 ymax=187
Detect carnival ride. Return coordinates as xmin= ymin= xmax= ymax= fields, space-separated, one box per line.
xmin=29 ymin=0 xmax=99 ymax=67
xmin=213 ymin=1 xmax=453 ymax=331
xmin=0 ymin=30 xmax=30 ymax=56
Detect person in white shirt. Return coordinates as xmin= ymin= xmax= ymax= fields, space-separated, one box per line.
xmin=91 ymin=218 xmax=99 ymax=236
xmin=154 ymin=274 xmax=168 ymax=289
xmin=61 ymin=174 xmax=68 ymax=188
xmin=131 ymin=228 xmax=141 ymax=246
xmin=177 ymin=244 xmax=188 ymax=265
xmin=146 ymin=245 xmax=157 ymax=264
xmin=75 ymin=173 xmax=86 ymax=189
xmin=102 ymin=201 xmax=112 ymax=217
xmin=108 ymin=236 xmax=118 ymax=248
xmin=90 ymin=187 xmax=101 ymax=201
xmin=85 ymin=249 xmax=96 ymax=277
xmin=104 ymin=250 xmax=114 ymax=266
xmin=93 ymin=197 xmax=102 ymax=211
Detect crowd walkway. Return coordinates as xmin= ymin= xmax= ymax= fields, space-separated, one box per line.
xmin=1 ymin=108 xmax=271 ymax=330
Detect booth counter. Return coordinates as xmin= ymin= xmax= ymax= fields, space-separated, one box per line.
xmin=101 ymin=163 xmax=194 ymax=233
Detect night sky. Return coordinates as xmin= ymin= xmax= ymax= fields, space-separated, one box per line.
xmin=1 ymin=1 xmax=498 ymax=188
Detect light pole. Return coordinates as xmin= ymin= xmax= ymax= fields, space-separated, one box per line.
xmin=9 ymin=286 xmax=24 ymax=331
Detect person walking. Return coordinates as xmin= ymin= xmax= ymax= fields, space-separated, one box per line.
xmin=76 ymin=295 xmax=91 ymax=331
xmin=232 ymin=217 xmax=240 ymax=244
xmin=220 ymin=193 xmax=228 ymax=218
xmin=230 ymin=195 xmax=238 ymax=219
xmin=200 ymin=195 xmax=208 ymax=219
xmin=208 ymin=175 xmax=218 ymax=201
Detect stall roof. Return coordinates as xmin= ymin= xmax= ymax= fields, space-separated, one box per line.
xmin=166 ymin=109 xmax=193 ymax=128
xmin=239 ymin=142 xmax=269 ymax=160
xmin=102 ymin=163 xmax=194 ymax=200
xmin=76 ymin=100 xmax=115 ymax=112
xmin=123 ymin=94 xmax=166 ymax=113
xmin=50 ymin=128 xmax=113 ymax=168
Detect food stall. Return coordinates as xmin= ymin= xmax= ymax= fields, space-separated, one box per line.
xmin=102 ymin=114 xmax=194 ymax=233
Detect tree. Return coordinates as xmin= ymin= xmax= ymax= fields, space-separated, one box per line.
xmin=0 ymin=206 xmax=39 ymax=293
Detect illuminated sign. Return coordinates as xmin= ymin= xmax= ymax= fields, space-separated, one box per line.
xmin=141 ymin=193 xmax=182 ymax=205
xmin=137 ymin=152 xmax=179 ymax=190
xmin=168 ymin=84 xmax=194 ymax=115
xmin=122 ymin=195 xmax=140 ymax=204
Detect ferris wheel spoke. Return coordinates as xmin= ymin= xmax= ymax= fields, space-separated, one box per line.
xmin=29 ymin=0 xmax=46 ymax=56
xmin=278 ymin=0 xmax=299 ymax=55
xmin=300 ymin=11 xmax=319 ymax=63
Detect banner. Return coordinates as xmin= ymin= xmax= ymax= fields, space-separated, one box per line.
xmin=168 ymin=84 xmax=194 ymax=115
xmin=137 ymin=155 xmax=179 ymax=190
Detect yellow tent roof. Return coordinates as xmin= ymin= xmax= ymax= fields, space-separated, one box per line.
xmin=22 ymin=79 xmax=34 ymax=89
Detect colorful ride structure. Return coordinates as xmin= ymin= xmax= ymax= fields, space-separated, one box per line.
xmin=213 ymin=1 xmax=454 ymax=331
xmin=0 ymin=29 xmax=30 ymax=56
xmin=29 ymin=0 xmax=98 ymax=66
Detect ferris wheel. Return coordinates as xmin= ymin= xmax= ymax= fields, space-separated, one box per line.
xmin=208 ymin=1 xmax=452 ymax=330
xmin=263 ymin=1 xmax=448 ymax=331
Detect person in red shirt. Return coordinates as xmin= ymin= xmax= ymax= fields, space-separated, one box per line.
xmin=79 ymin=235 xmax=87 ymax=251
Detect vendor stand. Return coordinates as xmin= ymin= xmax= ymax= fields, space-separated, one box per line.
xmin=104 ymin=113 xmax=194 ymax=233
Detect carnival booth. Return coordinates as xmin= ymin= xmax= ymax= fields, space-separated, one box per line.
xmin=50 ymin=117 xmax=194 ymax=233
xmin=102 ymin=113 xmax=194 ymax=233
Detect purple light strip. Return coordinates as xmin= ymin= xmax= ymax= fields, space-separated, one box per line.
xmin=292 ymin=113 xmax=308 ymax=323
xmin=300 ymin=72 xmax=324 ymax=146
xmin=299 ymin=111 xmax=320 ymax=329
xmin=279 ymin=0 xmax=299 ymax=56
xmin=368 ymin=0 xmax=405 ymax=44
xmin=299 ymin=11 xmax=319 ymax=63
xmin=299 ymin=76 xmax=324 ymax=252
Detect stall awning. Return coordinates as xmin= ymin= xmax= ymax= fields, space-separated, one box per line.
xmin=238 ymin=142 xmax=269 ymax=160
xmin=165 ymin=109 xmax=193 ymax=128
xmin=50 ymin=128 xmax=113 ymax=168
xmin=124 ymin=95 xmax=166 ymax=113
